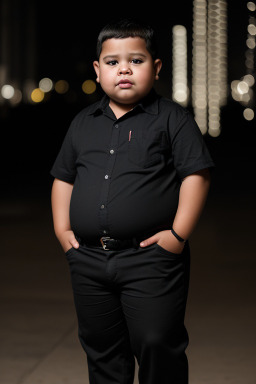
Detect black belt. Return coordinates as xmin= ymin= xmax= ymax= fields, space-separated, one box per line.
xmin=76 ymin=230 xmax=160 ymax=251
xmin=77 ymin=236 xmax=140 ymax=251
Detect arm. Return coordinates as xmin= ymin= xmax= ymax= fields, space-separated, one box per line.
xmin=140 ymin=169 xmax=211 ymax=253
xmin=51 ymin=178 xmax=79 ymax=252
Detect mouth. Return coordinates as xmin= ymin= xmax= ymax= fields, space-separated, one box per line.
xmin=117 ymin=79 xmax=133 ymax=89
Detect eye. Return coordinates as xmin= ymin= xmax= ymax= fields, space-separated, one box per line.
xmin=106 ymin=60 xmax=118 ymax=66
xmin=131 ymin=59 xmax=143 ymax=64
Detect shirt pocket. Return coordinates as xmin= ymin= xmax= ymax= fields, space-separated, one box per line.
xmin=128 ymin=130 xmax=167 ymax=168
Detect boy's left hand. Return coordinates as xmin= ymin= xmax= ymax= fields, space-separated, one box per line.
xmin=140 ymin=230 xmax=185 ymax=254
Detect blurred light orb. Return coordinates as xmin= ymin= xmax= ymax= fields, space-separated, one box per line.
xmin=10 ymin=89 xmax=22 ymax=105
xmin=245 ymin=59 xmax=254 ymax=69
xmin=39 ymin=77 xmax=53 ymax=92
xmin=247 ymin=1 xmax=256 ymax=11
xmin=174 ymin=90 xmax=188 ymax=103
xmin=208 ymin=127 xmax=221 ymax=137
xmin=246 ymin=38 xmax=256 ymax=49
xmin=173 ymin=25 xmax=186 ymax=36
xmin=82 ymin=80 xmax=96 ymax=94
xmin=240 ymin=93 xmax=251 ymax=104
xmin=243 ymin=108 xmax=254 ymax=120
xmin=31 ymin=88 xmax=44 ymax=103
xmin=55 ymin=80 xmax=69 ymax=94
xmin=248 ymin=24 xmax=256 ymax=35
xmin=1 ymin=84 xmax=15 ymax=99
xmin=237 ymin=81 xmax=249 ymax=94
xmin=243 ymin=74 xmax=255 ymax=87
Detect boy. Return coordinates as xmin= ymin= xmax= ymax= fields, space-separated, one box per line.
xmin=51 ymin=19 xmax=214 ymax=384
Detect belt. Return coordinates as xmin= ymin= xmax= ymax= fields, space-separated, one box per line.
xmin=76 ymin=230 xmax=159 ymax=251
xmin=78 ymin=236 xmax=140 ymax=251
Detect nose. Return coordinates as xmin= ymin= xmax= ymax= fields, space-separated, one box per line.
xmin=118 ymin=65 xmax=132 ymax=75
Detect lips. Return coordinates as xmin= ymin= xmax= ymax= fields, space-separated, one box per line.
xmin=117 ymin=79 xmax=133 ymax=88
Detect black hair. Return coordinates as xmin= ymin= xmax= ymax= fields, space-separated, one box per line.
xmin=96 ymin=18 xmax=158 ymax=60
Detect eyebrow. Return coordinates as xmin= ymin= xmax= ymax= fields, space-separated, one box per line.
xmin=102 ymin=53 xmax=147 ymax=60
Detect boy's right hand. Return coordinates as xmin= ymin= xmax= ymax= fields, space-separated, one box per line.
xmin=58 ymin=230 xmax=79 ymax=253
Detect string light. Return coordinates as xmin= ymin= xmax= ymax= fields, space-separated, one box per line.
xmin=231 ymin=2 xmax=255 ymax=120
xmin=192 ymin=0 xmax=208 ymax=134
xmin=0 ymin=76 xmax=99 ymax=105
xmin=192 ymin=0 xmax=228 ymax=137
xmin=172 ymin=25 xmax=188 ymax=107
xmin=207 ymin=0 xmax=228 ymax=137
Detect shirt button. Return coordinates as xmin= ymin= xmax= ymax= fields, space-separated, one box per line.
xmin=103 ymin=230 xmax=107 ymax=234
xmin=105 ymin=174 xmax=109 ymax=179
xmin=115 ymin=124 xmax=119 ymax=128
xmin=100 ymin=204 xmax=105 ymax=209
xmin=110 ymin=149 xmax=115 ymax=154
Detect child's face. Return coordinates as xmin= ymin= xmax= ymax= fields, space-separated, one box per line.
xmin=93 ymin=37 xmax=162 ymax=108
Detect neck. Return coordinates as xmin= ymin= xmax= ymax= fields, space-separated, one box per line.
xmin=109 ymin=100 xmax=135 ymax=119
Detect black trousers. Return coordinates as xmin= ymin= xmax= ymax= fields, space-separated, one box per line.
xmin=65 ymin=239 xmax=190 ymax=384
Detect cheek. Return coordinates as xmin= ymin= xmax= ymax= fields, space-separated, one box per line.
xmin=100 ymin=70 xmax=115 ymax=86
xmin=138 ymin=70 xmax=155 ymax=87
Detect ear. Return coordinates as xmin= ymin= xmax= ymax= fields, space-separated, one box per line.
xmin=154 ymin=59 xmax=162 ymax=80
xmin=93 ymin=61 xmax=100 ymax=83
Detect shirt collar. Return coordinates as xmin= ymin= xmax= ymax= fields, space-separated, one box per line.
xmin=88 ymin=88 xmax=159 ymax=116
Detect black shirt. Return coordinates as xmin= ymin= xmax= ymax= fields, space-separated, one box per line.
xmin=50 ymin=90 xmax=214 ymax=241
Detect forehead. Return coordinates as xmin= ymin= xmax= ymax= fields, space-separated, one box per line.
xmin=100 ymin=37 xmax=149 ymax=57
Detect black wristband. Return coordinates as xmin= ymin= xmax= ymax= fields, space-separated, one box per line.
xmin=171 ymin=228 xmax=186 ymax=243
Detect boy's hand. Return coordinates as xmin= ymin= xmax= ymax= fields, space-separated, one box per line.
xmin=58 ymin=230 xmax=79 ymax=253
xmin=140 ymin=230 xmax=185 ymax=254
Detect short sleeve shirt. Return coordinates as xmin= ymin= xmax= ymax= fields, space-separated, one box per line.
xmin=50 ymin=89 xmax=214 ymax=241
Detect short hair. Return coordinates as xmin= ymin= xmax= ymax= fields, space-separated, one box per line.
xmin=96 ymin=18 xmax=158 ymax=60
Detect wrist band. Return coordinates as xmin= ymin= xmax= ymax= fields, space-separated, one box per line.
xmin=171 ymin=228 xmax=186 ymax=243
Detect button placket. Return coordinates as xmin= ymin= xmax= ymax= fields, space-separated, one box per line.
xmin=98 ymin=121 xmax=120 ymax=235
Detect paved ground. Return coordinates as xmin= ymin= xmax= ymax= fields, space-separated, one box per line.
xmin=1 ymin=189 xmax=256 ymax=383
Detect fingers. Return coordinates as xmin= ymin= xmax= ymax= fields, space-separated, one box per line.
xmin=59 ymin=230 xmax=80 ymax=252
xmin=70 ymin=234 xmax=79 ymax=249
xmin=140 ymin=235 xmax=158 ymax=247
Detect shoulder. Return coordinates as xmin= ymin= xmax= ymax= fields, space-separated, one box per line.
xmin=157 ymin=95 xmax=202 ymax=138
xmin=158 ymin=96 xmax=190 ymax=123
xmin=70 ymin=100 xmax=101 ymax=127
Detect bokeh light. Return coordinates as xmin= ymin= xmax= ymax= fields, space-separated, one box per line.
xmin=247 ymin=2 xmax=256 ymax=11
xmin=172 ymin=25 xmax=188 ymax=107
xmin=243 ymin=108 xmax=254 ymax=120
xmin=231 ymin=2 xmax=255 ymax=119
xmin=31 ymin=88 xmax=44 ymax=103
xmin=82 ymin=80 xmax=96 ymax=95
xmin=10 ymin=89 xmax=22 ymax=105
xmin=1 ymin=84 xmax=15 ymax=99
xmin=192 ymin=0 xmax=227 ymax=136
xmin=39 ymin=77 xmax=53 ymax=92
xmin=192 ymin=0 xmax=208 ymax=134
xmin=55 ymin=80 xmax=69 ymax=94
xmin=237 ymin=81 xmax=249 ymax=95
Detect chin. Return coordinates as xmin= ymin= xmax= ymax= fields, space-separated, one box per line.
xmin=114 ymin=94 xmax=141 ymax=105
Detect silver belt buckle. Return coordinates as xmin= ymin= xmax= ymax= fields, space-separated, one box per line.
xmin=100 ymin=236 xmax=111 ymax=250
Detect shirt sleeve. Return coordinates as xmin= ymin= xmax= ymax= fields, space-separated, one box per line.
xmin=50 ymin=119 xmax=77 ymax=183
xmin=169 ymin=108 xmax=215 ymax=179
